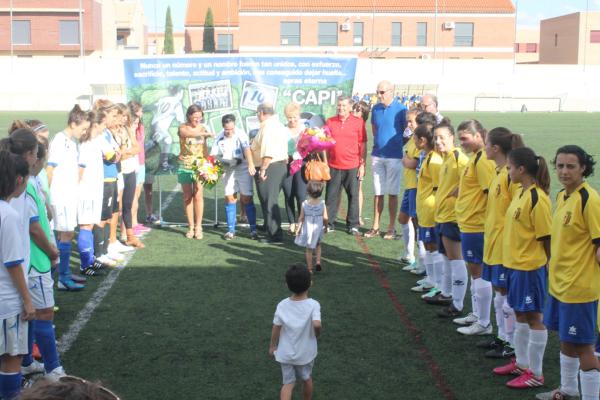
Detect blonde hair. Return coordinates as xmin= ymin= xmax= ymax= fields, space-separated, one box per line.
xmin=284 ymin=102 xmax=301 ymax=117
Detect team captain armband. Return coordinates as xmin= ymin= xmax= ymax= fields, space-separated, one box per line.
xmin=103 ymin=150 xmax=116 ymax=163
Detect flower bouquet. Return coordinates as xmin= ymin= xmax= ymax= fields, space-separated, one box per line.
xmin=190 ymin=155 xmax=224 ymax=190
xmin=290 ymin=126 xmax=336 ymax=176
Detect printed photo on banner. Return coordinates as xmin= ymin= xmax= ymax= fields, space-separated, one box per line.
xmin=245 ymin=115 xmax=260 ymax=140
xmin=189 ymin=80 xmax=233 ymax=112
xmin=240 ymin=81 xmax=279 ymax=111
xmin=209 ymin=110 xmax=243 ymax=135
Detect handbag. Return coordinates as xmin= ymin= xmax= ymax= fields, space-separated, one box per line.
xmin=304 ymin=154 xmax=331 ymax=181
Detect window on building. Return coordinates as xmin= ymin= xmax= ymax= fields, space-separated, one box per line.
xmin=526 ymin=43 xmax=537 ymax=53
xmin=353 ymin=22 xmax=363 ymax=46
xmin=555 ymin=34 xmax=558 ymax=47
xmin=318 ymin=22 xmax=338 ymax=46
xmin=416 ymin=22 xmax=427 ymax=46
xmin=12 ymin=20 xmax=31 ymax=45
xmin=59 ymin=21 xmax=80 ymax=45
xmin=280 ymin=22 xmax=300 ymax=46
xmin=217 ymin=34 xmax=233 ymax=52
xmin=391 ymin=22 xmax=402 ymax=46
xmin=454 ymin=22 xmax=473 ymax=47
xmin=591 ymin=30 xmax=600 ymax=43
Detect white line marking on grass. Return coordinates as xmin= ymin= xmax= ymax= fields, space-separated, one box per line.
xmin=57 ymin=184 xmax=181 ymax=355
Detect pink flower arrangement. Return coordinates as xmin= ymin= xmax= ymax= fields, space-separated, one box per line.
xmin=290 ymin=127 xmax=336 ymax=175
xmin=191 ymin=155 xmax=224 ymax=190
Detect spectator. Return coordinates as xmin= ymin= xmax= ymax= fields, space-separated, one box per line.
xmin=325 ymin=96 xmax=367 ymax=235
xmin=421 ymin=94 xmax=443 ymax=123
xmin=250 ymin=103 xmax=289 ymax=244
xmin=365 ymin=80 xmax=407 ymax=239
xmin=282 ymin=102 xmax=307 ymax=234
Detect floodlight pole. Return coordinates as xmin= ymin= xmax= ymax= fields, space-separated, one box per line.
xmin=434 ymin=0 xmax=438 ymax=59
xmin=9 ymin=0 xmax=13 ymax=58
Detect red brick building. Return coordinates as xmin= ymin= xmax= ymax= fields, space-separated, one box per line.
xmin=185 ymin=0 xmax=516 ymax=59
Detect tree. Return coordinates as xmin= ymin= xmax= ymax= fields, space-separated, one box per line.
xmin=203 ymin=7 xmax=215 ymax=53
xmin=163 ymin=6 xmax=174 ymax=54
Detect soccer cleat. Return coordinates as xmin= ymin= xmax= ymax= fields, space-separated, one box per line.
xmin=416 ymin=278 xmax=428 ymax=286
xmin=437 ymin=304 xmax=463 ymax=318
xmin=410 ymin=268 xmax=427 ymax=276
xmin=457 ymin=322 xmax=493 ymax=336
xmin=493 ymin=358 xmax=525 ymax=376
xmin=411 ymin=283 xmax=434 ymax=293
xmin=535 ymin=389 xmax=580 ymax=400
xmin=45 ymin=366 xmax=66 ymax=382
xmin=80 ymin=267 xmax=106 ymax=276
xmin=402 ymin=262 xmax=417 ymax=271
xmin=223 ymin=231 xmax=235 ymax=241
xmin=486 ymin=344 xmax=515 ymax=359
xmin=424 ymin=293 xmax=453 ymax=306
xmin=477 ymin=336 xmax=504 ymax=349
xmin=57 ymin=279 xmax=85 ymax=291
xmin=97 ymin=255 xmax=118 ymax=268
xmin=422 ymin=288 xmax=441 ymax=299
xmin=453 ymin=312 xmax=478 ymax=326
xmin=506 ymin=369 xmax=544 ymax=389
xmin=69 ymin=274 xmax=86 ymax=284
xmin=21 ymin=360 xmax=45 ymax=375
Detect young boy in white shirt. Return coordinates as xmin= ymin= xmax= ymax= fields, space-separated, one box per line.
xmin=269 ymin=264 xmax=322 ymax=400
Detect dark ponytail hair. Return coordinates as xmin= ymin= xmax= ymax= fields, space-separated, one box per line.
xmin=457 ymin=119 xmax=487 ymax=141
xmin=416 ymin=111 xmax=438 ymax=127
xmin=0 ymin=150 xmax=29 ymax=199
xmin=36 ymin=136 xmax=48 ymax=161
xmin=67 ymin=104 xmax=88 ymax=126
xmin=414 ymin=123 xmax=435 ymax=150
xmin=508 ymin=147 xmax=550 ymax=194
xmin=553 ymin=145 xmax=595 ymax=178
xmin=487 ymin=127 xmax=524 ymax=155
xmin=434 ymin=119 xmax=455 ymax=136
xmin=0 ymin=128 xmax=37 ymax=156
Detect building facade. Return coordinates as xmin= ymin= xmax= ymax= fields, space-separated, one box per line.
xmin=0 ymin=0 xmax=146 ymax=56
xmin=515 ymin=28 xmax=539 ymax=63
xmin=184 ymin=0 xmax=516 ymax=59
xmin=539 ymin=12 xmax=600 ymax=65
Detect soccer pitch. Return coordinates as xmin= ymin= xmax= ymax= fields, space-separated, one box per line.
xmin=2 ymin=111 xmax=600 ymax=399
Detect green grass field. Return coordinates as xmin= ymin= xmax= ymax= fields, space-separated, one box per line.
xmin=2 ymin=111 xmax=600 ymax=399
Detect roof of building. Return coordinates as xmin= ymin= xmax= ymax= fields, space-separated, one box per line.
xmin=185 ymin=0 xmax=240 ymax=27
xmin=185 ymin=0 xmax=514 ymax=25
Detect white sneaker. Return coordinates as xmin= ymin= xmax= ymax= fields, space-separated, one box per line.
xmin=45 ymin=366 xmax=66 ymax=382
xmin=457 ymin=322 xmax=493 ymax=336
xmin=453 ymin=312 xmax=478 ymax=325
xmin=410 ymin=267 xmax=426 ymax=275
xmin=107 ymin=251 xmax=125 ymax=262
xmin=401 ymin=262 xmax=417 ymax=271
xmin=22 ymin=360 xmax=45 ymax=375
xmin=108 ymin=241 xmax=134 ymax=254
xmin=411 ymin=283 xmax=434 ymax=293
xmin=416 ymin=278 xmax=428 ymax=286
xmin=97 ymin=255 xmax=118 ymax=268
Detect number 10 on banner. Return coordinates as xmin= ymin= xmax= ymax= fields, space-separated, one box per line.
xmin=240 ymin=81 xmax=279 ymax=111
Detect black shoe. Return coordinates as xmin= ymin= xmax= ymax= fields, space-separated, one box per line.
xmin=259 ymin=238 xmax=283 ymax=244
xmin=437 ymin=304 xmax=463 ymax=318
xmin=92 ymin=260 xmax=106 ymax=271
xmin=347 ymin=227 xmax=360 ymax=236
xmin=476 ymin=336 xmax=504 ymax=350
xmin=80 ymin=267 xmax=106 ymax=277
xmin=326 ymin=225 xmax=336 ymax=233
xmin=315 ymin=263 xmax=322 ymax=272
xmin=424 ymin=293 xmax=453 ymax=306
xmin=485 ymin=344 xmax=515 ymax=359
xmin=250 ymin=231 xmax=259 ymax=240
xmin=257 ymin=225 xmax=267 ymax=232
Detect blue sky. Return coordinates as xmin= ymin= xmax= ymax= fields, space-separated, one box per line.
xmin=142 ymin=0 xmax=600 ymax=32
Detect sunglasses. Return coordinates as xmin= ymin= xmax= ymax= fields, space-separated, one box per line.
xmin=59 ymin=376 xmax=120 ymax=400
xmin=377 ymin=90 xmax=390 ymax=95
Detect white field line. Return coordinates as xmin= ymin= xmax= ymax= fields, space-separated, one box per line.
xmin=57 ymin=184 xmax=181 ymax=355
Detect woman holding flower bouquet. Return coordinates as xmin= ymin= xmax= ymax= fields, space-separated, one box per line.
xmin=282 ymin=102 xmax=307 ymax=234
xmin=178 ymin=105 xmax=213 ymax=239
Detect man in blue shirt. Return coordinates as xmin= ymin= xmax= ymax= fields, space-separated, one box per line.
xmin=364 ymin=80 xmax=407 ymax=240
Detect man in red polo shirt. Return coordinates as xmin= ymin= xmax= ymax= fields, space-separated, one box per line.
xmin=325 ymin=95 xmax=367 ymax=235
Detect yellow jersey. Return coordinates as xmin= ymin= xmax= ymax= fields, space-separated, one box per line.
xmin=502 ymin=184 xmax=552 ymax=271
xmin=456 ymin=150 xmax=496 ymax=232
xmin=483 ymin=166 xmax=521 ymax=266
xmin=416 ymin=151 xmax=443 ymax=228
xmin=549 ymin=182 xmax=600 ymax=303
xmin=434 ymin=148 xmax=469 ymax=224
xmin=403 ymin=136 xmax=422 ymax=190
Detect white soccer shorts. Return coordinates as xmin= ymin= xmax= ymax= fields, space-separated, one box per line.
xmin=29 ymin=273 xmax=55 ymax=309
xmin=371 ymin=156 xmax=403 ymax=196
xmin=78 ymin=197 xmax=102 ymax=225
xmin=0 ymin=314 xmax=29 ymax=356
xmin=52 ymin=203 xmax=78 ymax=232
xmin=223 ymin=165 xmax=253 ymax=197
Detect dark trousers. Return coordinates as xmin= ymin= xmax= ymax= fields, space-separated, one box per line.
xmin=325 ymin=167 xmax=359 ymax=230
xmin=121 ymin=171 xmax=137 ymax=229
xmin=256 ymin=161 xmax=287 ymax=240
xmin=282 ymin=165 xmax=307 ymax=224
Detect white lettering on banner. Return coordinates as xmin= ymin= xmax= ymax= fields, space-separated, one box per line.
xmin=291 ymin=89 xmax=343 ymax=106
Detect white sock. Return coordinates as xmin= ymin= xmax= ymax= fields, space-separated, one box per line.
xmin=503 ymin=299 xmax=516 ymax=346
xmin=559 ymin=353 xmax=580 ymax=396
xmin=433 ymin=252 xmax=445 ymax=289
xmin=417 ymin=240 xmax=426 ymax=258
xmin=580 ymin=369 xmax=600 ymax=400
xmin=442 ymin=255 xmax=452 ymax=297
xmin=514 ymin=322 xmax=530 ymax=369
xmin=401 ymin=223 xmax=415 ymax=261
xmin=450 ymin=260 xmax=468 ymax=310
xmin=475 ymin=278 xmax=493 ymax=327
xmin=424 ymin=252 xmax=434 ymax=286
xmin=494 ymin=292 xmax=506 ymax=342
xmin=528 ymin=329 xmax=547 ymax=377
xmin=470 ymin=277 xmax=479 ymax=319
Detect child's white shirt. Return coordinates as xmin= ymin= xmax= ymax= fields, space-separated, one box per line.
xmin=78 ymin=136 xmax=105 ymax=200
xmin=48 ymin=131 xmax=79 ymax=204
xmin=0 ymin=200 xmax=26 ymax=319
xmin=273 ymin=297 xmax=321 ymax=365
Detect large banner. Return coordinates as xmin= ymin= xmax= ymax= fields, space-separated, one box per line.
xmin=123 ymin=55 xmax=357 ymax=174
